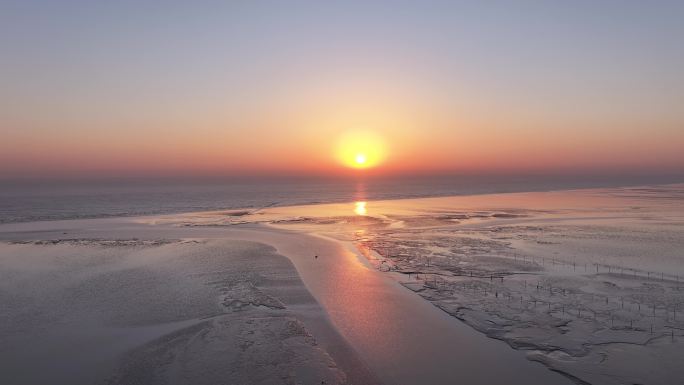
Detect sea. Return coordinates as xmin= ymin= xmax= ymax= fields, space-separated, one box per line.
xmin=1 ymin=174 xmax=681 ymax=224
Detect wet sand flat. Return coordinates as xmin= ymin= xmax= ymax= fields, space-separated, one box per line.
xmin=0 ymin=219 xmax=571 ymax=385
xmin=251 ymin=184 xmax=684 ymax=385
xmin=0 ymin=237 xmax=369 ymax=385
xmin=0 ymin=217 xmax=574 ymax=384
xmin=2 ymin=184 xmax=682 ymax=385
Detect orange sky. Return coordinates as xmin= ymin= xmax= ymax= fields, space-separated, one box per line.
xmin=3 ymin=77 xmax=681 ymax=178
xmin=2 ymin=2 xmax=683 ymax=178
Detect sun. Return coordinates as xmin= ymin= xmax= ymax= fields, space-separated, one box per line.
xmin=336 ymin=130 xmax=387 ymax=169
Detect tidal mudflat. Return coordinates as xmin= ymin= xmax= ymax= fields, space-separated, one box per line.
xmin=0 ymin=219 xmax=569 ymax=385
xmin=1 ymin=184 xmax=682 ymax=385
xmin=176 ymin=184 xmax=684 ymax=385
xmin=0 ymin=237 xmax=364 ymax=385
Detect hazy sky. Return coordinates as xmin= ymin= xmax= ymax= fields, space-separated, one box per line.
xmin=2 ymin=0 xmax=683 ymax=178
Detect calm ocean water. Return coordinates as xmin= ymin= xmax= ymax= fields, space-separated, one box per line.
xmin=1 ymin=174 xmax=681 ymax=224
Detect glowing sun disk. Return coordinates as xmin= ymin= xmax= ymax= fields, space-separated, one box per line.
xmin=336 ymin=131 xmax=387 ymax=169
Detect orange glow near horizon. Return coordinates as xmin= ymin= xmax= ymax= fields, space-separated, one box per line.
xmin=3 ymin=60 xmax=682 ymax=178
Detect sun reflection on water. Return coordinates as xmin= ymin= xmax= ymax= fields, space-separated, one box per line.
xmin=354 ymin=201 xmax=367 ymax=216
